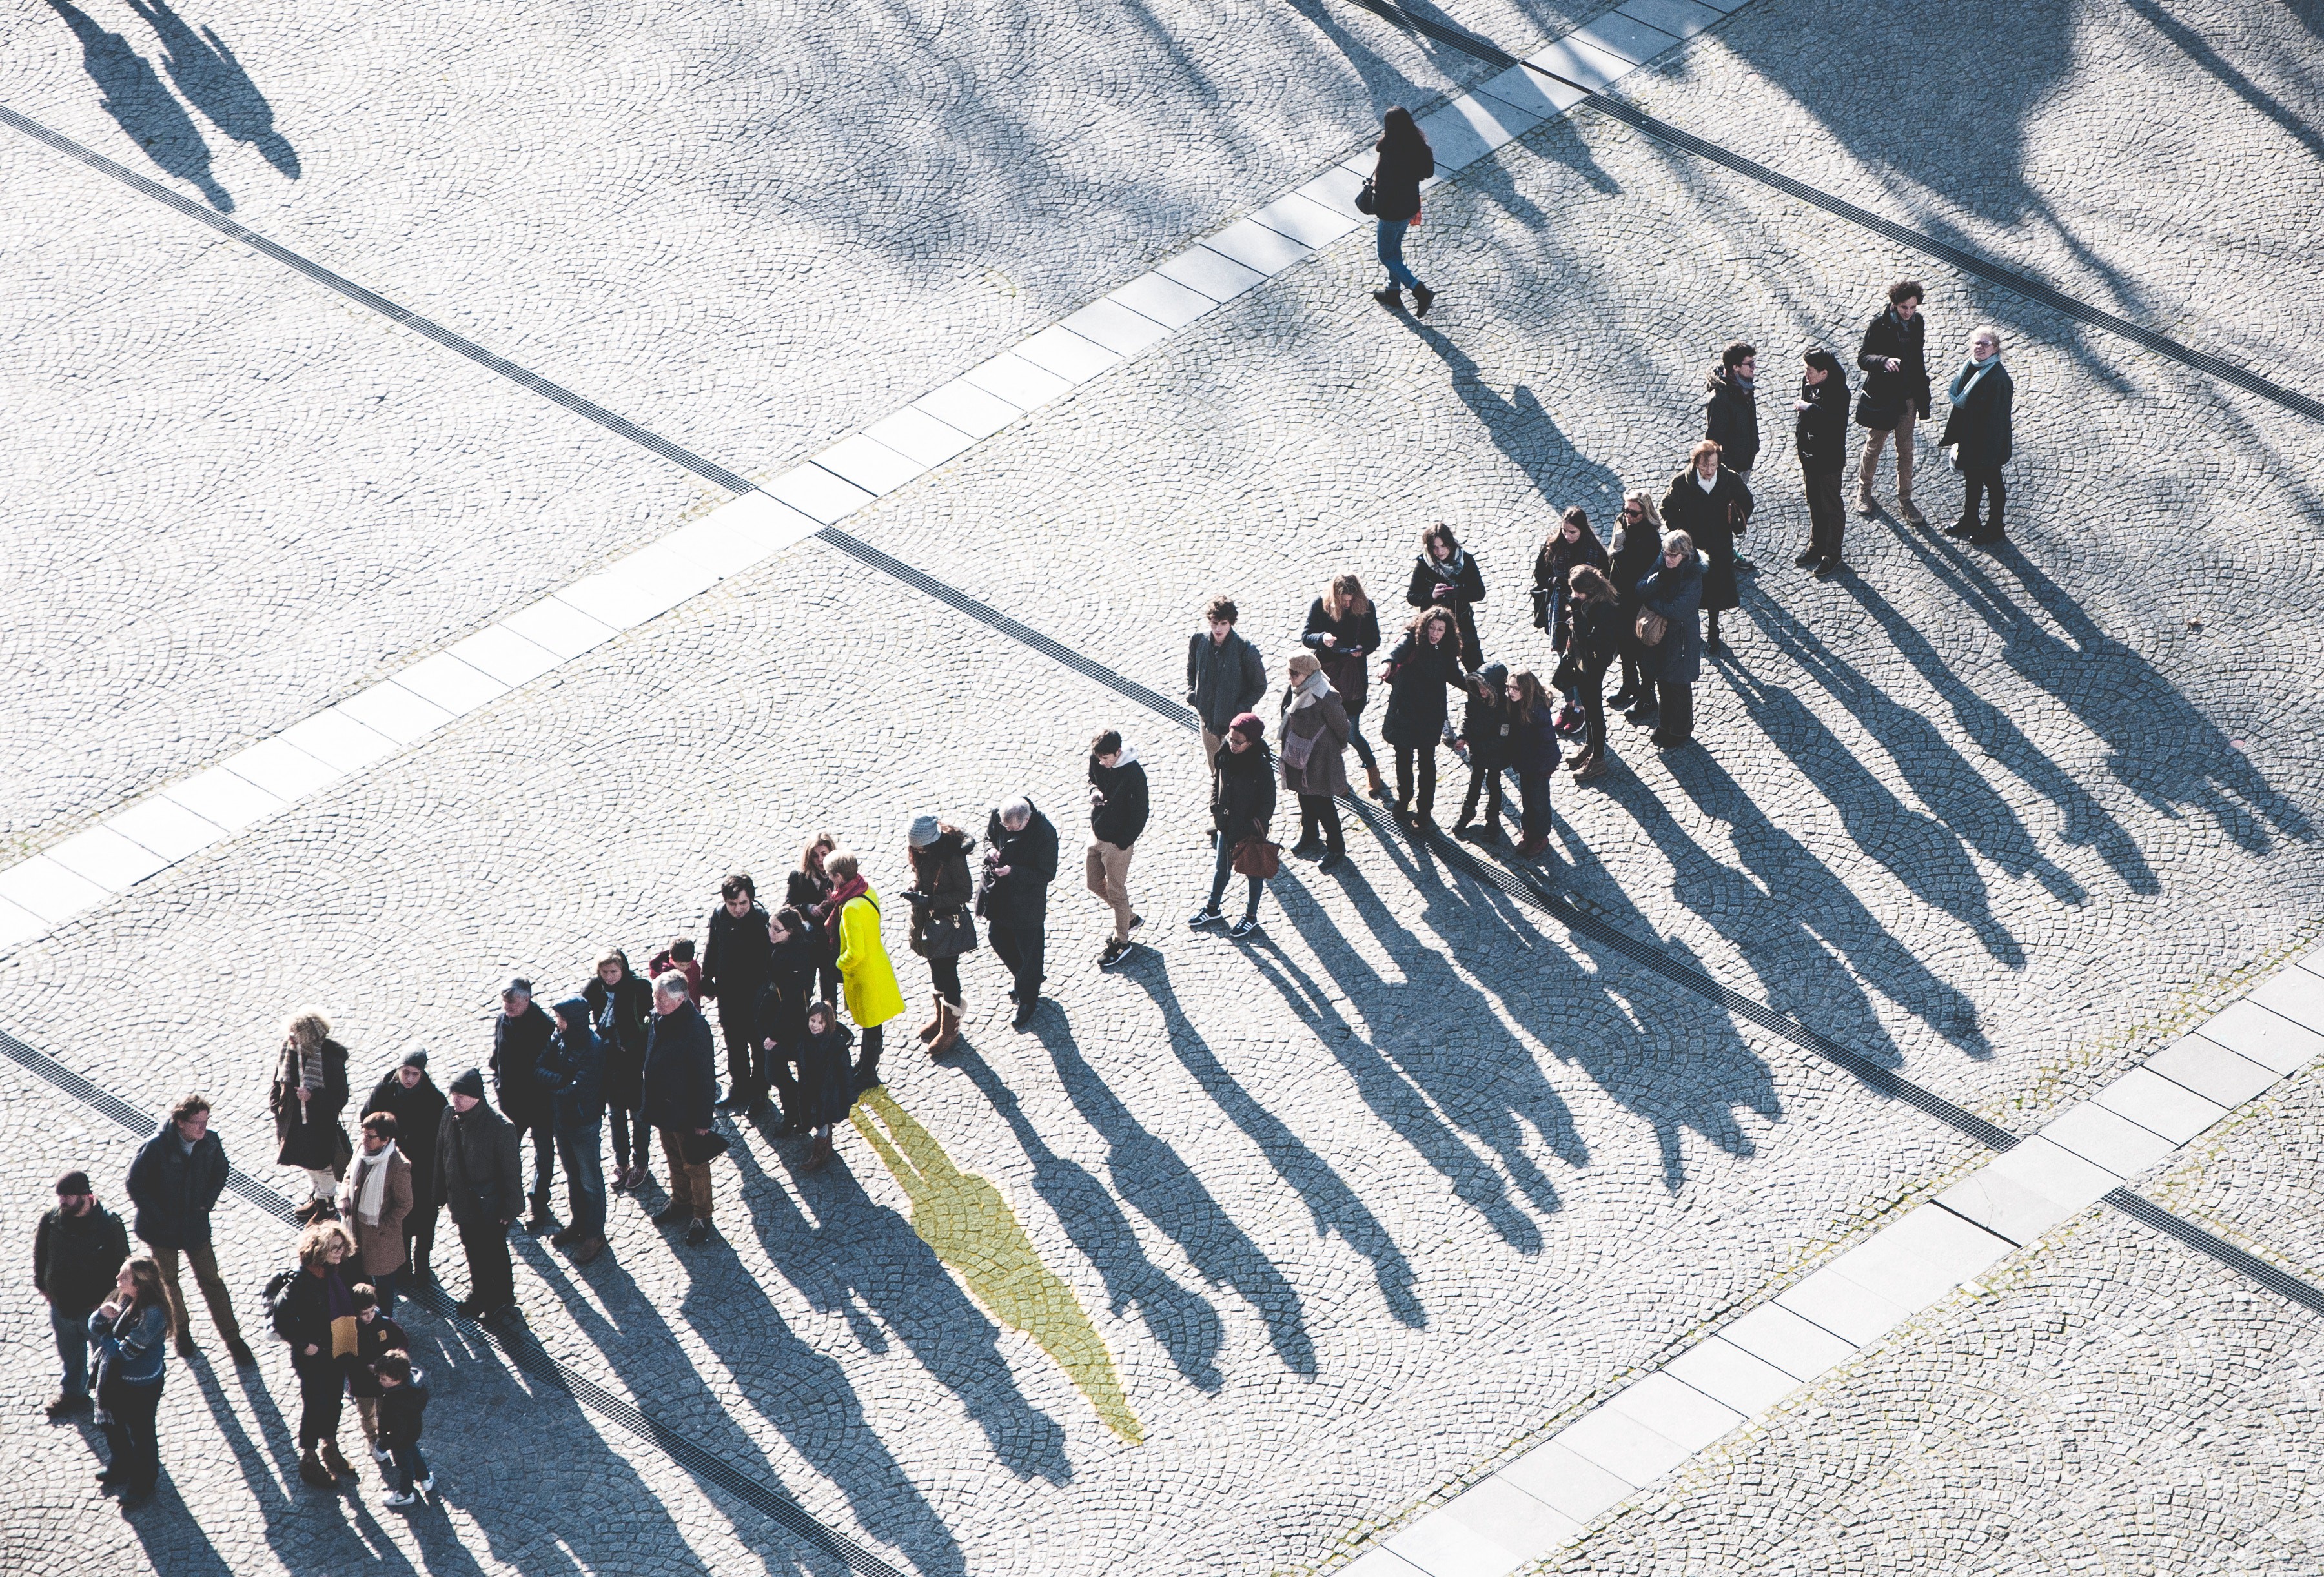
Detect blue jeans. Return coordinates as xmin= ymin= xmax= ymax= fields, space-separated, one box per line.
xmin=52 ymin=1303 xmax=92 ymax=1396
xmin=388 ymin=1441 xmax=429 ymax=1493
xmin=556 ymin=1119 xmax=606 ymax=1238
xmin=1376 ymin=218 xmax=1424 ymax=292
xmin=1207 ymin=833 xmax=1264 ymax=922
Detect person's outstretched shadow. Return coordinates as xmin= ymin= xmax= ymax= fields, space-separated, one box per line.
xmin=125 ymin=0 xmax=300 ymax=177
xmin=45 ymin=0 xmax=230 ymax=209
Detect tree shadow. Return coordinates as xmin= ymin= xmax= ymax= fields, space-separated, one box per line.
xmin=954 ymin=1046 xmax=1230 ymax=1392
xmin=124 ymin=0 xmax=301 ymax=178
xmin=43 ymin=0 xmax=231 ymax=210
xmin=1121 ymin=959 xmax=1426 ymax=1329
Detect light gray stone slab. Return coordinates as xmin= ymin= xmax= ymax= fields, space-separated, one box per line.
xmin=812 ymin=433 xmax=926 ymax=496
xmin=1603 ymin=1373 xmax=1745 ymax=1454
xmin=658 ymin=515 xmax=775 ymax=578
xmin=42 ymin=825 xmax=168 ymax=891
xmin=1250 ymin=191 xmax=1363 ymax=247
xmin=912 ymin=377 xmax=1025 ymax=439
xmin=0 ymin=895 xmax=45 ymax=949
xmin=498 ymin=597 xmax=619 ymax=662
xmin=332 ymin=679 xmax=454 ymax=746
xmin=2092 ymin=1066 xmax=2231 ymax=1145
xmin=1525 ymin=36 xmax=1633 ymax=92
xmin=0 ymin=854 xmax=113 ymax=924
xmin=1473 ymin=62 xmax=1590 ymax=119
xmin=1387 ymin=1504 xmax=1520 ymax=1576
xmin=391 ymin=651 xmax=513 ymax=715
xmin=1553 ymin=1403 xmax=1689 ymax=1488
xmin=765 ymin=462 xmax=879 ymax=525
xmin=2195 ymin=1000 xmax=2324 ymax=1076
xmin=961 ymin=349 xmax=1075 ymax=409
xmin=1571 ymin=12 xmax=1679 ymax=64
xmin=159 ymin=764 xmax=286 ymax=834
xmin=1498 ymin=1440 xmax=1633 ymax=1521
xmin=1014 ymin=325 xmax=1124 ymax=385
xmin=2040 ymin=1100 xmax=2179 ymax=1176
xmin=1295 ymin=163 xmax=1370 ymax=220
xmin=1106 ymin=270 xmax=1219 ymax=331
xmin=1442 ymin=1475 xmax=1582 ymax=1565
xmin=2251 ymin=962 xmax=2324 ymax=1028
xmin=1775 ymin=1263 xmax=1913 ymax=1346
xmin=707 ymin=491 xmax=821 ymax=554
xmin=1056 ymin=297 xmax=1174 ymax=357
xmin=2143 ymin=1034 xmax=2282 ymax=1110
xmin=1617 ymin=0 xmax=1724 ymax=41
xmin=443 ymin=624 xmax=564 ymax=688
xmin=862 ymin=407 xmax=979 ymax=468
xmin=1938 ymin=1136 xmax=2117 ymax=1244
xmin=1820 ymin=1205 xmax=2013 ymax=1312
xmin=218 ymin=737 xmax=342 ymax=803
xmin=1343 ymin=1550 xmax=1427 ymax=1577
xmin=1200 ymin=218 xmax=1312 ymax=276
xmin=274 ymin=709 xmax=397 ymax=775
xmin=1714 ymin=1303 xmax=1861 ymax=1381
xmin=1414 ymin=101 xmax=1498 ymax=172
xmin=102 ymin=795 xmax=225 ymax=864
xmin=1156 ymin=244 xmax=1267 ymax=303
xmin=1691 ymin=0 xmax=1749 ymax=13
xmin=1662 ymin=1335 xmax=1800 ymax=1416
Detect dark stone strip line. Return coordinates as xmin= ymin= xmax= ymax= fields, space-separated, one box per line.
xmin=2104 ymin=1188 xmax=2324 ymax=1318
xmin=0 ymin=1024 xmax=910 ymax=1577
xmin=0 ymin=104 xmax=759 ymax=498
xmin=1327 ymin=0 xmax=2324 ymax=427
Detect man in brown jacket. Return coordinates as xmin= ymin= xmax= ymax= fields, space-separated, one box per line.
xmin=435 ymin=1070 xmax=522 ymax=1320
xmin=338 ymin=1111 xmax=413 ymax=1311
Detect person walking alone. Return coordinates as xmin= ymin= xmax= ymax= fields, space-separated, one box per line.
xmin=982 ymin=797 xmax=1059 ymax=1028
xmin=89 ymin=1256 xmax=171 ymax=1506
xmin=1189 ymin=714 xmax=1276 ymax=939
xmin=1187 ymin=597 xmax=1268 ymax=802
xmin=701 ymin=872 xmax=774 ymax=1114
xmin=584 ymin=950 xmax=653 ymax=1193
xmin=488 ymin=980 xmax=558 ymax=1236
xmin=1452 ymin=662 xmax=1514 ymax=844
xmin=1855 ymin=279 xmax=1932 ymax=524
xmin=1279 ymin=652 xmax=1352 ymax=871
xmin=1554 ymin=565 xmax=1622 ymax=781
xmin=1940 ymin=325 xmax=2015 ymax=545
xmin=825 ymin=848 xmax=904 ymax=1083
xmin=1085 ymin=735 xmax=1149 ymax=970
xmin=1367 ymin=107 xmax=1436 ymax=316
xmin=273 ymin=1010 xmax=351 ymax=1226
xmin=1634 ymin=531 xmax=1706 ymax=749
xmin=539 ymin=999 xmax=608 ymax=1263
xmin=435 ymin=1068 xmax=522 ymax=1316
xmin=1607 ymin=491 xmax=1663 ymax=714
xmin=125 ymin=1094 xmax=254 ymax=1366
xmin=1658 ymin=440 xmax=1751 ymax=656
xmin=642 ymin=975 xmax=719 ymax=1247
xmin=34 ymin=1168 xmax=129 ymax=1417
xmin=1303 ymin=574 xmax=1385 ymax=800
xmin=362 ymin=1052 xmax=445 ymax=1285
xmin=1793 ymin=347 xmax=1852 ymax=575
xmin=1406 ymin=524 xmax=1487 ymax=673
xmin=1507 ymin=670 xmax=1561 ymax=856
xmin=906 ymin=816 xmax=979 ymax=1046
xmin=1379 ymin=606 xmax=1467 ymax=829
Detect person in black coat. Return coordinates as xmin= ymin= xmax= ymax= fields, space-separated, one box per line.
xmin=123 ymin=1094 xmax=254 ymax=1363
xmin=786 ymin=833 xmax=842 ymax=1004
xmin=1367 ymin=106 xmax=1437 ymax=316
xmin=1607 ymin=491 xmax=1663 ymax=711
xmin=1085 ymin=733 xmax=1148 ymax=971
xmin=1939 ymin=326 xmax=2015 ymax=544
xmin=1406 ymin=523 xmax=1487 ymax=673
xmin=1187 ymin=595 xmax=1269 ymax=790
xmin=539 ymin=999 xmax=608 ymax=1258
xmin=756 ymin=908 xmax=822 ymax=1129
xmin=1635 ymin=534 xmax=1706 ymax=749
xmin=794 ymin=1002 xmax=857 ymax=1172
xmin=640 ymin=979 xmax=719 ymax=1245
xmin=1305 ymin=574 xmax=1387 ymax=799
xmin=363 ymin=1051 xmax=447 ymax=1285
xmin=700 ymin=872 xmax=775 ymax=1114
xmin=273 ymin=1010 xmax=351 ymax=1225
xmin=435 ymin=1070 xmax=523 ymax=1314
xmin=1702 ymin=341 xmax=1762 ymax=478
xmin=1534 ymin=508 xmax=1609 ymax=666
xmin=1452 ymin=662 xmax=1514 ymax=843
xmin=1792 ymin=347 xmax=1853 ymax=573
xmin=1658 ymin=442 xmax=1753 ymax=656
xmin=488 ymin=980 xmax=558 ymax=1233
xmin=1189 ymin=714 xmax=1276 ymax=937
xmin=1553 ymin=565 xmax=1624 ymax=780
xmin=36 ymin=1168 xmax=133 ymax=1413
xmin=906 ymin=819 xmax=979 ymax=1046
xmin=585 ymin=948 xmax=655 ymax=1192
xmin=1378 ymin=605 xmax=1467 ymax=829
xmin=982 ymin=797 xmax=1060 ymax=1028
xmin=1855 ymin=278 xmax=1932 ymax=524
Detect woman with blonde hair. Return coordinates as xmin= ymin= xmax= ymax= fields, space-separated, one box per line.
xmin=1303 ymin=573 xmax=1385 ymax=800
xmin=273 ymin=1010 xmax=351 ymax=1225
xmin=276 ymin=1219 xmax=362 ymax=1486
xmin=90 ymin=1255 xmax=170 ymax=1504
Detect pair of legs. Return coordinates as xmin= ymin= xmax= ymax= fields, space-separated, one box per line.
xmin=150 ymin=1239 xmax=246 ymax=1351
xmin=99 ymin=1378 xmax=163 ymax=1494
xmin=927 ymin=955 xmax=964 ymax=1012
xmin=1802 ymin=467 xmax=1846 ymax=564
xmin=608 ymin=1103 xmax=652 ymax=1182
xmin=517 ymin=1114 xmax=556 ymax=1216
xmin=386 ymin=1440 xmax=431 ymax=1496
xmin=657 ymin=1127 xmax=714 ymax=1226
xmin=297 ymin=1359 xmax=345 ymax=1454
xmin=1574 ymin=670 xmax=1608 ymax=766
xmin=1376 ymin=218 xmax=1427 ymax=294
xmin=1653 ymin=680 xmax=1695 ymax=746
xmin=454 ymin=1213 xmax=516 ymax=1310
xmin=1953 ymin=465 xmax=2006 ymax=538
xmin=717 ymin=1004 xmax=765 ymax=1107
xmin=1204 ymin=836 xmax=1265 ymax=923
xmin=1347 ymin=709 xmax=1381 ymax=781
xmin=1085 ymin=839 xmax=1137 ymax=944
xmin=50 ymin=1303 xmax=94 ymax=1399
xmin=988 ymin=922 xmax=1046 ymax=1006
xmin=1858 ymin=405 xmax=1918 ymax=510
xmin=1516 ymin=772 xmax=1552 ymax=844
xmin=555 ymin=1119 xmax=606 ymax=1241
xmin=853 ymin=1025 xmax=887 ymax=1090
xmin=1456 ymin=764 xmax=1505 ymax=833
xmin=1393 ymin=742 xmax=1439 ymax=822
xmin=400 ymin=1206 xmax=437 ymax=1284
xmin=1296 ymin=793 xmax=1345 ymax=856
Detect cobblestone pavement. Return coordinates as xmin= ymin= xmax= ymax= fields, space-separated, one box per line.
xmin=4 ymin=0 xmax=2323 ymax=1571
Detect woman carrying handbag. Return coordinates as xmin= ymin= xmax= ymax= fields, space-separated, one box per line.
xmin=1188 ymin=713 xmax=1277 ymax=939
xmin=1279 ymin=652 xmax=1352 ymax=871
xmin=904 ymin=816 xmax=977 ymax=1057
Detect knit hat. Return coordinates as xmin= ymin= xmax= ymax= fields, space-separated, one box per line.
xmin=449 ymin=1068 xmax=487 ymax=1099
xmin=1230 ymin=711 xmax=1265 ymax=742
xmin=54 ymin=1170 xmax=91 ymax=1196
xmin=400 ymin=1046 xmax=429 ymax=1070
xmin=908 ymin=815 xmax=942 ymax=848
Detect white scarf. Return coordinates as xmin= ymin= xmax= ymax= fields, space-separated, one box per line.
xmin=348 ymin=1144 xmax=397 ymax=1226
xmin=1286 ymin=669 xmax=1330 ymax=715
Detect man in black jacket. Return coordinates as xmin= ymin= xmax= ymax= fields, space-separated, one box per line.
xmin=488 ymin=977 xmax=557 ymax=1234
xmin=700 ymin=871 xmax=774 ymax=1114
xmin=436 ymin=1068 xmax=523 ymax=1318
xmin=642 ymin=973 xmax=719 ymax=1246
xmin=1187 ymin=596 xmax=1267 ymax=792
xmin=1855 ymin=278 xmax=1932 ymax=524
xmin=124 ymin=1093 xmax=255 ymax=1365
xmin=983 ymin=796 xmax=1060 ymax=1027
xmin=1702 ymin=341 xmax=1760 ymax=573
xmin=1792 ymin=347 xmax=1853 ymax=575
xmin=1086 ymin=730 xmax=1150 ymax=971
xmin=1939 ymin=325 xmax=2016 ymax=545
xmin=34 ymin=1168 xmax=131 ymax=1414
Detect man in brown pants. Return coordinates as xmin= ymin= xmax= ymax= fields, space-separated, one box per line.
xmin=1854 ymin=279 xmax=1932 ymax=525
xmin=125 ymin=1094 xmax=257 ymax=1365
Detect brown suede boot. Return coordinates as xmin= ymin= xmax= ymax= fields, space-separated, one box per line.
xmin=1364 ymin=764 xmax=1387 ymax=800
xmin=915 ymin=992 xmax=942 ymax=1044
xmin=929 ymin=1001 xmax=962 ymax=1057
xmin=318 ymin=1438 xmax=356 ymax=1480
xmin=804 ymin=1132 xmax=835 ymax=1172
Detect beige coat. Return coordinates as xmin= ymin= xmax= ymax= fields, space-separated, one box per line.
xmin=340 ymin=1148 xmax=413 ymax=1281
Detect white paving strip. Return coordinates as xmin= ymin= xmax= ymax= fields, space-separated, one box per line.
xmin=0 ymin=0 xmax=1729 ymax=946
xmin=1336 ymin=949 xmax=2324 ymax=1577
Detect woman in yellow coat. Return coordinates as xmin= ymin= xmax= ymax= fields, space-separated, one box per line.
xmin=824 ymin=849 xmax=904 ymax=1092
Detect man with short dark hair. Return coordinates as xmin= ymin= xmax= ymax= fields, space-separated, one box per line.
xmin=700 ymin=871 xmax=774 ymax=1114
xmin=1703 ymin=340 xmax=1760 ymax=572
xmin=1086 ymin=729 xmax=1150 ymax=970
xmin=34 ymin=1168 xmax=129 ymax=1414
xmin=1856 ymin=279 xmax=1932 ymax=524
xmin=1187 ymin=596 xmax=1267 ymax=789
xmin=642 ymin=973 xmax=719 ymax=1246
xmin=125 ymin=1094 xmax=255 ymax=1365
xmin=488 ymin=978 xmax=557 ymax=1234
xmin=436 ymin=1068 xmax=523 ymax=1319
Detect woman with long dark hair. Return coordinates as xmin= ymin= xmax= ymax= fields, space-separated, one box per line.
xmin=1556 ymin=564 xmax=1623 ymax=781
xmin=1303 ymin=573 xmax=1385 ymax=800
xmin=1368 ymin=107 xmax=1437 ymax=316
xmin=1506 ymin=670 xmax=1561 ymax=858
xmin=1533 ymin=507 xmax=1609 ymax=673
xmin=1607 ymin=489 xmax=1664 ymax=714
xmin=1406 ymin=523 xmax=1487 ymax=673
xmin=1378 ymin=606 xmax=1468 ymax=830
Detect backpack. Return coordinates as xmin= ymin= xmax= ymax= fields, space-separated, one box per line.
xmin=263 ymin=1268 xmax=301 ymax=1343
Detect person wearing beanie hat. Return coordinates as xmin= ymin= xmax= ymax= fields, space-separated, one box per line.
xmin=434 ymin=1070 xmax=522 ymax=1318
xmin=365 ymin=1052 xmax=447 ymax=1286
xmin=1086 ymin=729 xmax=1150 ymax=970
xmin=1190 ymin=709 xmax=1277 ymax=939
xmin=905 ymin=815 xmax=979 ymax=1054
xmin=35 ymin=1166 xmax=130 ymax=1414
xmin=1451 ymin=661 xmax=1514 ymax=844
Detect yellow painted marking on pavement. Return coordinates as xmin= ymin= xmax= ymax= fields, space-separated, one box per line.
xmin=850 ymin=1087 xmax=1143 ymax=1443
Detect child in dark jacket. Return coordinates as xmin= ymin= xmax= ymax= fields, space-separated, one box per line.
xmin=373 ymin=1350 xmax=432 ymax=1507
xmin=795 ymin=1002 xmax=857 ymax=1173
xmin=1452 ymin=662 xmax=1514 ymax=842
xmin=345 ymin=1283 xmax=410 ymax=1461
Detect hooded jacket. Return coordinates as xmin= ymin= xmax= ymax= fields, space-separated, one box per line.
xmin=1088 ymin=747 xmax=1150 ymax=848
xmin=434 ymin=1098 xmax=522 ymax=1226
xmin=640 ymin=1000 xmax=717 ymax=1133
xmin=906 ymin=831 xmax=979 ymax=957
xmin=1457 ymin=663 xmax=1515 ymax=771
xmin=490 ymin=1001 xmax=555 ymax=1126
xmin=363 ymin=1069 xmax=447 ymax=1216
xmin=36 ymin=1201 xmax=130 ymax=1312
xmin=126 ymin=1119 xmax=230 ymax=1250
xmin=701 ymin=900 xmax=775 ymax=1009
xmin=376 ymin=1365 xmax=431 ymax=1449
xmin=537 ymin=999 xmax=607 ymax=1131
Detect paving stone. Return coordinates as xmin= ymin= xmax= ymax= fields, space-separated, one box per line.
xmin=2142 ymin=1033 xmax=2281 ymax=1110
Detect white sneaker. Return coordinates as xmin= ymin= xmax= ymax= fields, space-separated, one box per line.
xmin=415 ymin=1474 xmax=435 ymax=1494
xmin=383 ymin=1489 xmax=418 ymax=1508
xmin=372 ymin=1447 xmax=392 ymax=1464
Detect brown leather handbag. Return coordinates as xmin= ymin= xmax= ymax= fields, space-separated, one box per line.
xmin=1232 ymin=837 xmax=1281 ymax=879
xmin=1635 ymin=608 xmax=1668 ymax=646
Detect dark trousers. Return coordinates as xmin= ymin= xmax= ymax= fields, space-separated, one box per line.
xmin=1346 ymin=708 xmax=1380 ymax=775
xmin=100 ymin=1377 xmax=163 ymax=1491
xmin=1458 ymin=764 xmax=1505 ymax=830
xmin=928 ymin=955 xmax=963 ymax=1008
xmin=763 ymin=1048 xmax=804 ymax=1130
xmin=1656 ymin=680 xmax=1695 ymax=742
xmin=513 ymin=1112 xmax=556 ymax=1207
xmin=1578 ymin=669 xmax=1607 ymax=759
xmin=402 ymin=1206 xmax=436 ymax=1282
xmin=854 ymin=1024 xmax=886 ymax=1090
xmin=717 ymin=1002 xmax=764 ymax=1102
xmin=1297 ymin=793 xmax=1345 ymax=854
xmin=555 ymin=1119 xmax=606 ymax=1238
xmin=296 ymin=1359 xmax=344 ymax=1449
xmin=388 ymin=1441 xmax=430 ymax=1494
xmin=151 ymin=1239 xmax=244 ymax=1345
xmin=1961 ymin=465 xmax=2006 ymax=532
xmin=608 ymin=1104 xmax=651 ymax=1173
xmin=1806 ymin=467 xmax=1846 ymax=560
xmin=1517 ymin=772 xmax=1551 ymax=839
xmin=454 ymin=1213 xmax=515 ymax=1311
xmin=1393 ymin=743 xmax=1438 ymax=817
xmin=988 ymin=922 xmax=1046 ymax=1002
xmin=1207 ymin=835 xmax=1264 ymax=921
